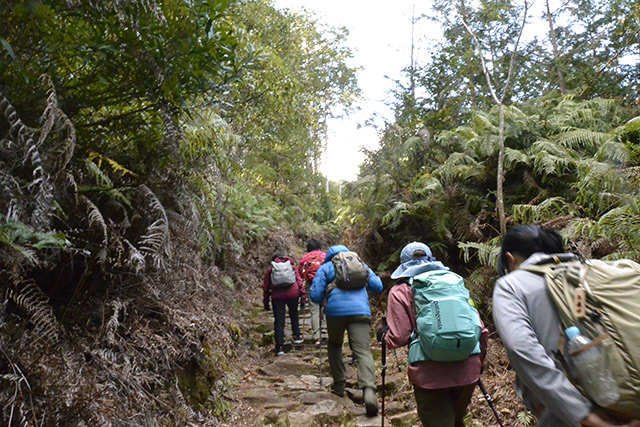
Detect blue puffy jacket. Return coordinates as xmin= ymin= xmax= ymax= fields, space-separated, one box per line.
xmin=310 ymin=245 xmax=383 ymax=317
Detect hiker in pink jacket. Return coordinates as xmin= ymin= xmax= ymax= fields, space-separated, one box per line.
xmin=263 ymin=251 xmax=306 ymax=356
xmin=378 ymin=242 xmax=488 ymax=427
xmin=297 ymin=239 xmax=326 ymax=344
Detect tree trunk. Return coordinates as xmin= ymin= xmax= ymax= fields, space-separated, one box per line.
xmin=497 ymin=103 xmax=506 ymax=235
xmin=545 ymin=0 xmax=566 ymax=95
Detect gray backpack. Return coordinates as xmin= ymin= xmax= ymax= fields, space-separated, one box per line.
xmin=270 ymin=260 xmax=296 ymax=288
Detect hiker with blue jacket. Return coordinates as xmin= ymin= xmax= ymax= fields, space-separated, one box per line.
xmin=378 ymin=242 xmax=488 ymax=427
xmin=493 ymin=225 xmax=640 ymax=427
xmin=310 ymin=244 xmax=383 ymax=417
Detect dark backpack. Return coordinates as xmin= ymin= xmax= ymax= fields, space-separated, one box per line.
xmin=302 ymin=252 xmax=324 ymax=283
xmin=270 ymin=260 xmax=296 ymax=288
xmin=331 ymin=251 xmax=369 ymax=290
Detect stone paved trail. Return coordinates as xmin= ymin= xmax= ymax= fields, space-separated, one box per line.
xmin=223 ymin=302 xmax=421 ymax=426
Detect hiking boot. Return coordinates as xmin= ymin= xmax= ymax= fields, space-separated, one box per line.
xmin=275 ymin=346 xmax=284 ymax=356
xmin=331 ymin=380 xmax=345 ymax=397
xmin=363 ymin=387 xmax=379 ymax=417
xmin=293 ymin=336 xmax=304 ymax=344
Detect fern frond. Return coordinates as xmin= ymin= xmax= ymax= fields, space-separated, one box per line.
xmin=5 ymin=279 xmax=59 ymax=348
xmin=381 ymin=201 xmax=410 ymax=229
xmin=458 ymin=240 xmax=501 ymax=268
xmin=88 ymin=151 xmax=138 ymax=178
xmin=435 ymin=152 xmax=483 ymax=182
xmin=86 ymin=160 xmax=114 ymax=188
xmin=106 ymin=300 xmax=127 ymax=345
xmin=556 ymin=129 xmax=608 ymax=151
xmin=529 ymin=140 xmax=576 ymax=177
xmin=510 ymin=197 xmax=569 ymax=224
xmin=411 ymin=174 xmax=443 ymax=197
xmin=594 ymin=139 xmax=629 ymax=164
xmin=138 ymin=185 xmax=171 ymax=264
xmin=80 ymin=195 xmax=108 ymax=246
xmin=504 ymin=147 xmax=529 ymax=171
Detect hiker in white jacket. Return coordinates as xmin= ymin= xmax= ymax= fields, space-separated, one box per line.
xmin=493 ymin=225 xmax=640 ymax=427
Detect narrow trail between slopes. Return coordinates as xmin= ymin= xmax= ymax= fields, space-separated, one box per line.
xmin=221 ymin=294 xmax=526 ymax=426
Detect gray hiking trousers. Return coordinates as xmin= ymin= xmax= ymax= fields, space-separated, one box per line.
xmin=325 ymin=315 xmax=376 ymax=390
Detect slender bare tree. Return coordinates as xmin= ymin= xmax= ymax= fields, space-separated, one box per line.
xmin=458 ymin=0 xmax=530 ymax=235
xmin=545 ymin=0 xmax=566 ymax=95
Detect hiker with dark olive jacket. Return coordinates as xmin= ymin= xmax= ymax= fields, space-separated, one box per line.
xmin=263 ymin=251 xmax=306 ymax=356
xmin=493 ymin=225 xmax=640 ymax=427
xmin=378 ymin=242 xmax=488 ymax=427
xmin=310 ymin=245 xmax=383 ymax=417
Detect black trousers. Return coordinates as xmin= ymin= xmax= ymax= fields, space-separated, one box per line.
xmin=272 ymin=297 xmax=300 ymax=349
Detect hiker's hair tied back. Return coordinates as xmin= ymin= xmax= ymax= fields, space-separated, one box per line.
xmin=499 ymin=225 xmax=564 ymax=275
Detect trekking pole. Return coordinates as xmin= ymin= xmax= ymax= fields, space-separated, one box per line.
xmin=318 ymin=303 xmax=323 ymax=388
xmin=302 ymin=298 xmax=307 ymax=341
xmin=478 ymin=379 xmax=504 ymax=427
xmin=381 ymin=330 xmax=387 ymax=427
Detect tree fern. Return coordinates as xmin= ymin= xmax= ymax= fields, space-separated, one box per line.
xmin=458 ymin=240 xmax=501 ymax=268
xmin=434 ymin=152 xmax=484 ymax=182
xmin=556 ymin=129 xmax=608 ymax=152
xmin=511 ymin=197 xmax=570 ymax=224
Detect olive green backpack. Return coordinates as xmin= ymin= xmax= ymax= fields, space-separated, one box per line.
xmin=331 ymin=251 xmax=369 ymax=290
xmin=523 ymin=256 xmax=640 ymax=420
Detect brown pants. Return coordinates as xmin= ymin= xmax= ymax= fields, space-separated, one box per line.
xmin=413 ymin=383 xmax=476 ymax=427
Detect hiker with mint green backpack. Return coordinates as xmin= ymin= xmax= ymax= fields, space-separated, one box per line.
xmin=377 ymin=242 xmax=488 ymax=427
xmin=310 ymin=244 xmax=383 ymax=417
xmin=493 ymin=225 xmax=640 ymax=427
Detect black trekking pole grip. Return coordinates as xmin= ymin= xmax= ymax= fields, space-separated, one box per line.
xmin=478 ymin=379 xmax=504 ymax=427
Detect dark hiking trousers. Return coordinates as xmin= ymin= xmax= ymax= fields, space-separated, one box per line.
xmin=272 ymin=297 xmax=301 ymax=350
xmin=325 ymin=315 xmax=376 ymax=390
xmin=413 ymin=383 xmax=476 ymax=427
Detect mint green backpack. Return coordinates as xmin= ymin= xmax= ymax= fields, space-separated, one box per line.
xmin=408 ymin=270 xmax=482 ymax=364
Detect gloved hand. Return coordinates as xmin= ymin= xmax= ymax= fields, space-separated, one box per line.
xmin=376 ymin=324 xmax=390 ymax=342
xmin=300 ymin=298 xmax=306 ymax=311
xmin=263 ymin=302 xmax=270 ymax=311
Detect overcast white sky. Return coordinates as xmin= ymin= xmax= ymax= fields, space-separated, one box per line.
xmin=273 ymin=0 xmax=436 ymax=181
xmin=271 ymin=0 xmax=584 ymax=182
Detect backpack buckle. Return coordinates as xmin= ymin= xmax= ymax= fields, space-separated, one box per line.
xmin=573 ymin=288 xmax=586 ymax=319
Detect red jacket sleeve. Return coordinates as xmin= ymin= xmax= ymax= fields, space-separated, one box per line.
xmin=384 ymin=283 xmax=415 ymax=350
xmin=298 ymin=253 xmax=308 ymax=278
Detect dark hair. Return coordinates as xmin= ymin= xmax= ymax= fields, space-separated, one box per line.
xmin=271 ymin=251 xmax=285 ymax=261
xmin=306 ymin=238 xmax=322 ymax=253
xmin=498 ymin=225 xmax=564 ymax=276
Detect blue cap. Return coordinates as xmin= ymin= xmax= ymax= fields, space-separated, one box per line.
xmin=565 ymin=326 xmax=581 ymax=340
